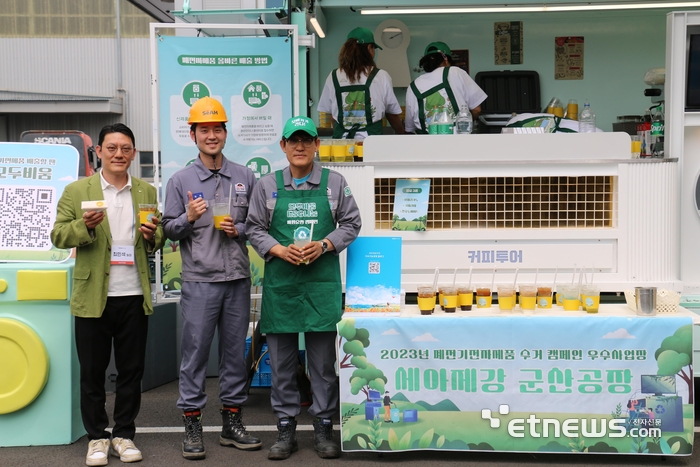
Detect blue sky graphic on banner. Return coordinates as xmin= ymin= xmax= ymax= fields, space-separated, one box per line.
xmin=158 ymin=36 xmax=293 ymax=191
xmin=0 ymin=143 xmax=78 ymax=262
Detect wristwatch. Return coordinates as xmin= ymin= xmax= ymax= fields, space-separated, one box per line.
xmin=320 ymin=240 xmax=329 ymax=254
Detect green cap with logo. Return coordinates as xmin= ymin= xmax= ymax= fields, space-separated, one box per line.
xmin=347 ymin=26 xmax=382 ymax=50
xmin=283 ymin=116 xmax=318 ymax=139
xmin=424 ymin=41 xmax=451 ymax=57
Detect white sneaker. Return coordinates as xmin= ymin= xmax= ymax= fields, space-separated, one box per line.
xmin=86 ymin=438 xmax=110 ymax=466
xmin=111 ymin=437 xmax=143 ymax=463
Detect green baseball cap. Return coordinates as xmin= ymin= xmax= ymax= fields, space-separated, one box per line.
xmin=424 ymin=41 xmax=451 ymax=57
xmin=283 ymin=116 xmax=318 ymax=139
xmin=347 ymin=27 xmax=382 ymax=50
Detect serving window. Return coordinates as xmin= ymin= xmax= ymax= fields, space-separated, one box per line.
xmin=374 ymin=176 xmax=615 ymax=230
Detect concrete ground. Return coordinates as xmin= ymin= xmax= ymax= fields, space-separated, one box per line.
xmin=1 ymin=378 xmax=699 ymax=467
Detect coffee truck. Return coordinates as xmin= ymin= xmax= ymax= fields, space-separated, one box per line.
xmin=20 ymin=130 xmax=100 ymax=178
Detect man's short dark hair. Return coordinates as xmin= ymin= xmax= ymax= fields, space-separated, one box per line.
xmin=190 ymin=122 xmax=227 ymax=133
xmin=98 ymin=123 xmax=135 ymax=147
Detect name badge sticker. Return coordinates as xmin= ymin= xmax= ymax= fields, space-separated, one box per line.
xmin=111 ymin=245 xmax=135 ymax=265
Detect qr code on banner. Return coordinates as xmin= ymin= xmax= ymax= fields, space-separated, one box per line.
xmin=368 ymin=261 xmax=380 ymax=274
xmin=0 ymin=186 xmax=56 ymax=250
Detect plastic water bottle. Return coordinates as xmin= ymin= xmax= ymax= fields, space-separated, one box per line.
xmin=650 ymin=104 xmax=665 ymax=158
xmin=433 ymin=105 xmax=454 ymax=135
xmin=455 ymin=104 xmax=473 ymax=134
xmin=578 ymin=102 xmax=596 ymax=133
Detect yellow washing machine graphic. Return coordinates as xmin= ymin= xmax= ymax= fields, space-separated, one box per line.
xmin=0 ymin=316 xmax=50 ymax=414
xmin=0 ymin=143 xmax=83 ymax=446
xmin=0 ymin=264 xmax=84 ymax=446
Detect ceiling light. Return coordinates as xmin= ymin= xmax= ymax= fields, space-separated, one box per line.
xmin=308 ymin=6 xmax=326 ymax=39
xmin=361 ymin=2 xmax=700 ymax=15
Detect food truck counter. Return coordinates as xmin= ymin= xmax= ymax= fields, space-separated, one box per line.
xmin=324 ymin=132 xmax=680 ymax=293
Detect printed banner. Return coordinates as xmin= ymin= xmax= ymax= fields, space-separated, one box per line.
xmin=0 ymin=143 xmax=78 ymax=262
xmin=158 ymin=36 xmax=293 ymax=291
xmin=339 ymin=315 xmax=694 ymax=455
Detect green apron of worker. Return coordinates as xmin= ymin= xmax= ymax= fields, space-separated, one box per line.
xmin=260 ymin=168 xmax=342 ymax=334
xmin=332 ymin=67 xmax=383 ymax=139
xmin=410 ymin=66 xmax=460 ymax=134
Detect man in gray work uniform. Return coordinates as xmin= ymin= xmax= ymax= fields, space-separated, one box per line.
xmin=162 ymin=97 xmax=260 ymax=460
xmin=246 ymin=116 xmax=362 ymax=460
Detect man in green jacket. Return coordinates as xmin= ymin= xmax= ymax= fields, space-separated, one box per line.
xmin=51 ymin=123 xmax=164 ymax=467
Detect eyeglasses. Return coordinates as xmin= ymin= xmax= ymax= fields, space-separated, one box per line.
xmin=103 ymin=145 xmax=134 ymax=156
xmin=285 ymin=137 xmax=316 ymax=148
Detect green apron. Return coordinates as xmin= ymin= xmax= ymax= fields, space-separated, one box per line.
xmin=332 ymin=67 xmax=383 ymax=139
xmin=410 ymin=66 xmax=460 ymax=134
xmin=260 ymin=168 xmax=342 ymax=334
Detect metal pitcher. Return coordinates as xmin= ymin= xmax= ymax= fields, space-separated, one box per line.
xmin=634 ymin=287 xmax=657 ymax=316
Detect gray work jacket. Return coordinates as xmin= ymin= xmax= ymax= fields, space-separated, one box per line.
xmin=162 ymin=156 xmax=257 ymax=282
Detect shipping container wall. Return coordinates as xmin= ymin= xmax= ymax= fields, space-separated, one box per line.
xmin=0 ymin=37 xmax=152 ymax=150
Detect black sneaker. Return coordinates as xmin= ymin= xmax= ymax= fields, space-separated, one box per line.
xmin=268 ymin=418 xmax=298 ymax=460
xmin=313 ymin=418 xmax=340 ymax=459
xmin=182 ymin=411 xmax=206 ymax=460
xmin=220 ymin=407 xmax=262 ymax=450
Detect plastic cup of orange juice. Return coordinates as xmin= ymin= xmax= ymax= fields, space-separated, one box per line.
xmin=138 ymin=204 xmax=157 ymax=225
xmin=212 ymin=202 xmax=229 ymax=230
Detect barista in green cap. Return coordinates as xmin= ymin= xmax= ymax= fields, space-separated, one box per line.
xmin=246 ymin=116 xmax=362 ymax=460
xmin=405 ymin=41 xmax=487 ymax=134
xmin=318 ymin=26 xmax=405 ymax=139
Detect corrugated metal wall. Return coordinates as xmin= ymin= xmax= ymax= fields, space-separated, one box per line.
xmin=1 ymin=37 xmax=152 ymax=150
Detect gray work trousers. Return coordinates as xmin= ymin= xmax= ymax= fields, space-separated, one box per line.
xmin=266 ymin=331 xmax=338 ymax=420
xmin=177 ymin=278 xmax=251 ymax=410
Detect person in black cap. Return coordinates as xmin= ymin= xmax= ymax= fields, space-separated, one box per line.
xmin=318 ymin=27 xmax=405 ymax=140
xmin=405 ymin=41 xmax=487 ymax=134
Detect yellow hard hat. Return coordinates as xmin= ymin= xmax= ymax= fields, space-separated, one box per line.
xmin=187 ymin=96 xmax=228 ymax=124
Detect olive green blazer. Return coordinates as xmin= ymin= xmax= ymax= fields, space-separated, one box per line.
xmin=50 ymin=173 xmax=165 ymax=318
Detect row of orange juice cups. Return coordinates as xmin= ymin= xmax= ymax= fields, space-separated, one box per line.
xmin=416 ymin=283 xmax=600 ymax=314
xmin=318 ymin=139 xmax=363 ymax=162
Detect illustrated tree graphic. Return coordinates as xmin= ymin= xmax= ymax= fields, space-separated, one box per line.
xmin=338 ymin=318 xmax=387 ymax=399
xmin=654 ymin=324 xmax=693 ymax=403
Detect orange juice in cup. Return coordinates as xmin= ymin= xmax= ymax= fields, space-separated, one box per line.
xmin=582 ymin=285 xmax=600 ymax=313
xmin=519 ymin=285 xmax=537 ymax=311
xmin=566 ymin=99 xmax=579 ymax=121
xmin=319 ymin=140 xmax=331 ymax=161
xmin=213 ymin=202 xmax=229 ymax=230
xmin=138 ymin=204 xmax=157 ymax=225
xmin=497 ymin=284 xmax=516 ymax=312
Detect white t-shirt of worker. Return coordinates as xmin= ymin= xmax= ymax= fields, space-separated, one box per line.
xmin=318 ymin=68 xmax=402 ymax=140
xmin=405 ymin=66 xmax=488 ymax=133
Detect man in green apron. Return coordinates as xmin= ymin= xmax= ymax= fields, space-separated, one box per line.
xmin=246 ymin=116 xmax=362 ymax=460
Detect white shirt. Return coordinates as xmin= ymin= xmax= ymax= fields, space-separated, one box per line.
xmin=405 ymin=66 xmax=488 ymax=133
xmin=100 ymin=171 xmax=142 ymax=297
xmin=318 ymin=68 xmax=402 ymax=140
